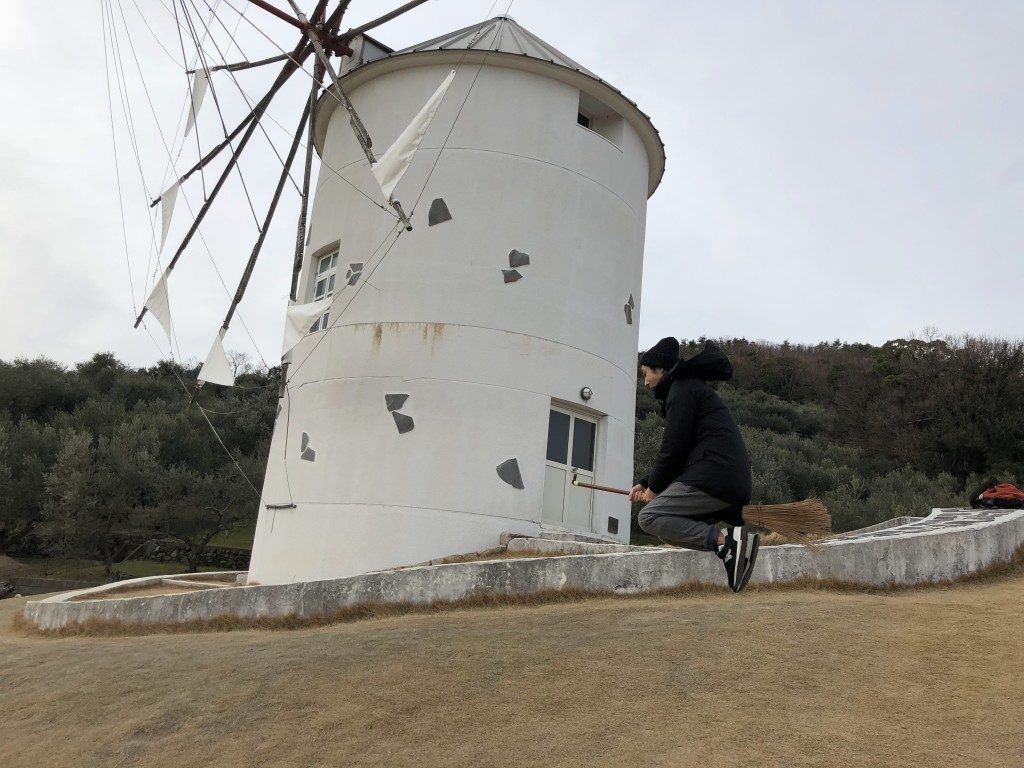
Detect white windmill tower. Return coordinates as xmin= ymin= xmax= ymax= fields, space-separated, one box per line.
xmin=247 ymin=16 xmax=665 ymax=584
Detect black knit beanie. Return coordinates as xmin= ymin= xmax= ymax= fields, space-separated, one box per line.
xmin=639 ymin=337 xmax=680 ymax=370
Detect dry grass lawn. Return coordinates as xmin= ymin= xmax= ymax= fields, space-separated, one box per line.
xmin=2 ymin=572 xmax=1023 ymax=768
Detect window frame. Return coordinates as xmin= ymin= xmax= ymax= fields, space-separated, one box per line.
xmin=309 ymin=248 xmax=340 ymax=333
xmin=545 ymin=404 xmax=599 ymax=475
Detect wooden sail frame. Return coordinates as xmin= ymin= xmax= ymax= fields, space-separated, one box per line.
xmin=133 ymin=0 xmax=428 ymax=332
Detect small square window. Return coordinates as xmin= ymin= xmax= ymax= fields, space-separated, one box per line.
xmin=577 ymin=112 xmax=591 ymax=129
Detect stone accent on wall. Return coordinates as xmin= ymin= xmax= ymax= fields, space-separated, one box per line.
xmin=495 ymin=458 xmax=525 ymax=489
xmin=428 ymin=198 xmax=452 ymax=226
xmin=392 ymin=412 xmax=415 ymax=434
xmin=300 ymin=432 xmax=316 ymax=462
xmin=385 ymin=393 xmax=409 ymax=412
xmin=508 ymin=249 xmax=530 ymax=269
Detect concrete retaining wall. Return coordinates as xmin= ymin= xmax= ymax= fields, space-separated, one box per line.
xmin=24 ymin=508 xmax=1024 ymax=631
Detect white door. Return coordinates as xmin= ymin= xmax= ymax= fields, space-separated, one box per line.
xmin=542 ymin=407 xmax=598 ymax=532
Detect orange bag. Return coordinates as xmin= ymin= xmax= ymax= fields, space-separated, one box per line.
xmin=975 ymin=483 xmax=1024 ymax=509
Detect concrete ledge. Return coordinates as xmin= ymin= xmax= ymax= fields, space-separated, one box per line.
xmin=160 ymin=578 xmax=230 ymax=590
xmin=23 ymin=509 xmax=1024 ymax=631
xmin=840 ymin=516 xmax=925 ymax=536
xmin=530 ymin=530 xmax=624 ymax=545
xmin=38 ymin=572 xmax=245 ymax=604
xmin=506 ymin=537 xmax=659 ymax=555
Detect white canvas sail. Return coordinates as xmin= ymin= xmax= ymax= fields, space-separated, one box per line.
xmin=159 ymin=183 xmax=178 ymax=252
xmin=281 ymin=296 xmax=333 ymax=356
xmin=184 ymin=68 xmax=209 ymax=138
xmin=197 ymin=328 xmax=235 ymax=386
xmin=371 ymin=69 xmax=456 ymax=201
xmin=143 ymin=268 xmax=174 ymax=347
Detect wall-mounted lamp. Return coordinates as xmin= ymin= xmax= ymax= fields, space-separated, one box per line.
xmin=580 ymin=386 xmax=593 ymax=401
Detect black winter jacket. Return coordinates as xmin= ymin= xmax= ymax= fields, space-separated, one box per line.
xmin=639 ymin=343 xmax=752 ymax=506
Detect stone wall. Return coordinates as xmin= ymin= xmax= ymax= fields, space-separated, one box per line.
xmin=137 ymin=542 xmax=250 ymax=571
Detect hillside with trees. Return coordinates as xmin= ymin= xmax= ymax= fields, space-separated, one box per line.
xmin=1 ymin=332 xmax=1021 ymax=572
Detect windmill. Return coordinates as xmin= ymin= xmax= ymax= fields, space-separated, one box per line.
xmin=104 ymin=1 xmax=665 ymax=584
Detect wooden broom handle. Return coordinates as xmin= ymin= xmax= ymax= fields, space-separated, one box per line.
xmin=571 ymin=473 xmax=630 ymax=496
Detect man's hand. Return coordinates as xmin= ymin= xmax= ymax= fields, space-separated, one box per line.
xmin=629 ymin=485 xmax=657 ymax=503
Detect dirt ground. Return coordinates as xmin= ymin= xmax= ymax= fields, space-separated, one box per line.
xmin=2 ymin=573 xmax=1023 ymax=768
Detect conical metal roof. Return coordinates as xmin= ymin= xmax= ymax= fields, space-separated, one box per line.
xmin=394 ymin=16 xmax=597 ymax=79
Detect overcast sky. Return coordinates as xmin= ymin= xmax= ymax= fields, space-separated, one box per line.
xmin=2 ymin=1 xmax=1021 ymax=368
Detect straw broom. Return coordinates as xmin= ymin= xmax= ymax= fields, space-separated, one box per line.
xmin=742 ymin=498 xmax=832 ymax=543
xmin=571 ymin=471 xmax=832 ymax=543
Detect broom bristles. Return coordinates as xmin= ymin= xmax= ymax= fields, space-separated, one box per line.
xmin=742 ymin=498 xmax=832 ymax=544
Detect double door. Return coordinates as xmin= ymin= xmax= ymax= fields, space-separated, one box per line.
xmin=542 ymin=406 xmax=598 ymax=531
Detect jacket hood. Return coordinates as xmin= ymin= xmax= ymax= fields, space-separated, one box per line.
xmin=672 ymin=341 xmax=734 ymax=383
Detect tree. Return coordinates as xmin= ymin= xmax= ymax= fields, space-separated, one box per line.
xmin=143 ymin=465 xmax=254 ymax=572
xmin=227 ymin=350 xmax=253 ymax=379
xmin=0 ymin=358 xmax=88 ymax=423
xmin=42 ymin=419 xmax=159 ymax=574
xmin=0 ymin=419 xmax=61 ymax=554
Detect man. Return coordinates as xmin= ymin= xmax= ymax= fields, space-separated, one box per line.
xmin=631 ymin=337 xmax=760 ymax=592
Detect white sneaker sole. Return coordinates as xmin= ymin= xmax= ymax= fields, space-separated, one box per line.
xmin=730 ymin=526 xmax=747 ymax=592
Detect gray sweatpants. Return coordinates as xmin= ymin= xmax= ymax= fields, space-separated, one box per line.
xmin=637 ymin=482 xmax=733 ymax=551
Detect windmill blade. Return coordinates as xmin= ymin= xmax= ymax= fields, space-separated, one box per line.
xmin=187 ymin=52 xmax=290 ymax=75
xmin=158 ymin=183 xmax=179 ymax=251
xmin=197 ymin=328 xmax=235 ymax=386
xmin=281 ymin=296 xmax=333 ymax=355
xmin=340 ymin=0 xmax=431 ymax=38
xmin=371 ymin=69 xmax=456 ymax=201
xmin=149 ymin=0 xmax=333 ymax=207
xmin=291 ymin=57 xmax=325 ymax=301
xmin=134 ymin=3 xmax=332 ymax=329
xmin=183 ymin=67 xmax=210 ymax=137
xmin=142 ymin=268 xmax=174 ymax=346
xmin=221 ymin=96 xmax=313 ymax=331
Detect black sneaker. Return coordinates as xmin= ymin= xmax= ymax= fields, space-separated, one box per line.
xmin=717 ymin=526 xmax=746 ymax=591
xmin=734 ymin=531 xmax=761 ymax=593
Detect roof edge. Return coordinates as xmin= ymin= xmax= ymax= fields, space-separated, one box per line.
xmin=314 ymin=48 xmax=666 ymax=197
